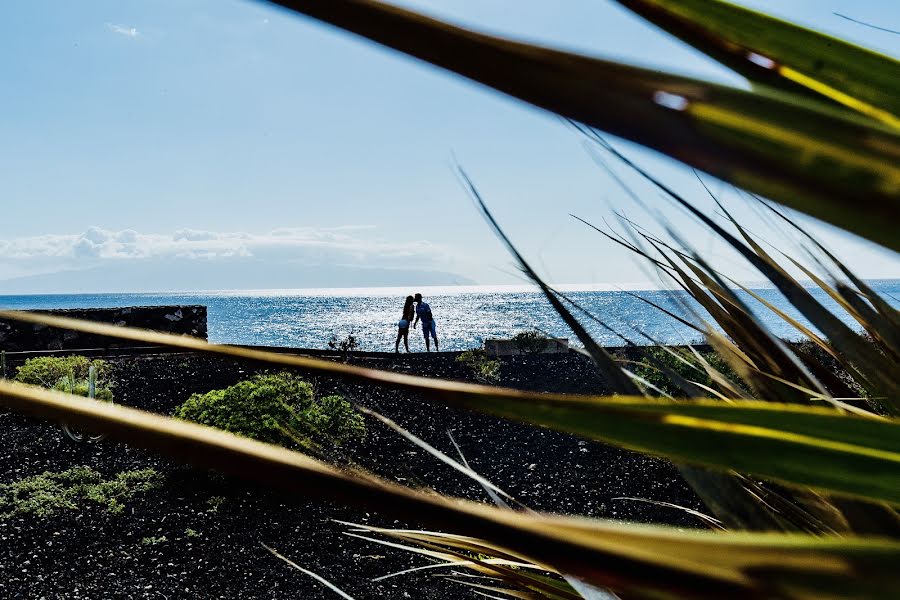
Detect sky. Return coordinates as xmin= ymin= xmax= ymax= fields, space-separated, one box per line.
xmin=1 ymin=0 xmax=898 ymax=293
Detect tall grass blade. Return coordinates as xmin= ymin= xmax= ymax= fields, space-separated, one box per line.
xmin=612 ymin=497 xmax=724 ymax=530
xmin=459 ymin=169 xmax=640 ymax=395
xmin=722 ymin=275 xmax=835 ymax=360
xmin=262 ymin=544 xmax=357 ymax=599
xmin=449 ymin=580 xmax=539 ymax=599
xmin=448 ymin=430 xmax=523 ymax=512
xmin=758 ymin=197 xmax=900 ymax=329
xmin=358 ymin=406 xmax=518 ymax=506
xmin=587 ymin=140 xmax=900 ymax=411
xmin=347 ymin=525 xmax=583 ymax=599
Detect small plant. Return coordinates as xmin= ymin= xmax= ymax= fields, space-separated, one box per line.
xmin=0 ymin=467 xmax=160 ymax=519
xmin=456 ymin=349 xmax=501 ymax=383
xmin=184 ymin=527 xmax=200 ymax=538
xmin=512 ymin=329 xmax=548 ymax=355
xmin=327 ymin=333 xmax=358 ymax=362
xmin=174 ymin=373 xmax=365 ymax=448
xmin=206 ymin=495 xmax=226 ymax=513
xmin=141 ymin=535 xmax=168 ymax=546
xmin=14 ymin=355 xmax=112 ymax=388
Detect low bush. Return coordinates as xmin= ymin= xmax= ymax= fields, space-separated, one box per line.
xmin=51 ymin=377 xmax=114 ymax=402
xmin=301 ymin=393 xmax=368 ymax=443
xmin=0 ymin=467 xmax=160 ymax=519
xmin=14 ymin=355 xmax=112 ymax=388
xmin=457 ymin=349 xmax=501 ymax=383
xmin=630 ymin=347 xmax=746 ymax=398
xmin=174 ymin=373 xmax=365 ymax=448
xmin=793 ymin=338 xmax=865 ymax=398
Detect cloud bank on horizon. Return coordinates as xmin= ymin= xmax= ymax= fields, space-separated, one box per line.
xmin=0 ymin=226 xmax=472 ymax=293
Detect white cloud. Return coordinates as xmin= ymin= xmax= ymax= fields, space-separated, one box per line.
xmin=106 ymin=23 xmax=140 ymax=38
xmin=173 ymin=229 xmax=220 ymax=242
xmin=0 ymin=226 xmax=452 ymax=281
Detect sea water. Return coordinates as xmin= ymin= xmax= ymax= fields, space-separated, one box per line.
xmin=1 ymin=281 xmax=898 ymax=352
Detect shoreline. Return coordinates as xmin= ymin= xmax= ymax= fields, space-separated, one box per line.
xmin=1 ymin=342 xmax=714 ymax=364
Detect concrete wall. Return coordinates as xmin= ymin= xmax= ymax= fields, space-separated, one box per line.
xmin=0 ymin=306 xmax=207 ymax=352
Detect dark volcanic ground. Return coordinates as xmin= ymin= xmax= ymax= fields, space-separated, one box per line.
xmin=0 ymin=351 xmax=704 ymax=599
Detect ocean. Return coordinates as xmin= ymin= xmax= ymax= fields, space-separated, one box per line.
xmin=1 ymin=281 xmax=898 ymax=352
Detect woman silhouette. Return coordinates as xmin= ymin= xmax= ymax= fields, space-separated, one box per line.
xmin=395 ymin=295 xmax=415 ymax=353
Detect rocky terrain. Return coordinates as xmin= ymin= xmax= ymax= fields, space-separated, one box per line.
xmin=0 ymin=351 xmax=703 ymax=599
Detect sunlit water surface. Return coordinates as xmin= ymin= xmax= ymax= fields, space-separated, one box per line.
xmin=2 ymin=281 xmax=898 ymax=351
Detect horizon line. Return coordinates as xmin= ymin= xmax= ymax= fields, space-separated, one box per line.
xmin=1 ymin=278 xmax=899 ymax=298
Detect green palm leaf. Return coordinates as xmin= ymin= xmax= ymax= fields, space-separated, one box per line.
xmin=264 ymin=0 xmax=900 ymax=251
xmin=613 ymin=0 xmax=900 ymax=127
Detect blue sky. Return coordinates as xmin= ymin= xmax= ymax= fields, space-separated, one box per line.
xmin=1 ymin=0 xmax=898 ymax=292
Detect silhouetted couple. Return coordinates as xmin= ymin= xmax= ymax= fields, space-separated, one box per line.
xmin=395 ymin=293 xmax=439 ymax=353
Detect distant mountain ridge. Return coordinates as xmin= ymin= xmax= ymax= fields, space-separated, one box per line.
xmin=0 ymin=260 xmax=475 ymax=294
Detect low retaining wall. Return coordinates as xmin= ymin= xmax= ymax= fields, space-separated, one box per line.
xmin=484 ymin=337 xmax=569 ymax=356
xmin=0 ymin=306 xmax=207 ymax=352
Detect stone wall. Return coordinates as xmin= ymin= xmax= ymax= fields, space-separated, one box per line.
xmin=484 ymin=337 xmax=569 ymax=356
xmin=0 ymin=306 xmax=207 ymax=352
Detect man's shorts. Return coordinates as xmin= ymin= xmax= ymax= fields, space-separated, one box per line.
xmin=422 ymin=320 xmax=437 ymax=339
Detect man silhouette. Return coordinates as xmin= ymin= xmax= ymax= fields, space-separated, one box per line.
xmin=413 ymin=292 xmax=439 ymax=352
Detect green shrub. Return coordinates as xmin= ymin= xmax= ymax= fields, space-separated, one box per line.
xmin=14 ymin=355 xmax=112 ymax=388
xmin=51 ymin=377 xmax=114 ymax=402
xmin=174 ymin=373 xmax=365 ymax=448
xmin=512 ymin=329 xmax=547 ymax=354
xmin=630 ymin=347 xmax=746 ymax=398
xmin=15 ymin=356 xmax=114 ymax=410
xmin=457 ymin=349 xmax=501 ymax=383
xmin=0 ymin=467 xmax=160 ymax=519
xmin=793 ymin=338 xmax=865 ymax=398
xmin=301 ymin=393 xmax=367 ymax=444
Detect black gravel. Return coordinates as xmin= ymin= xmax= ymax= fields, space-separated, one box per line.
xmin=0 ymin=351 xmax=704 ymax=599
